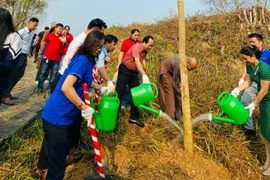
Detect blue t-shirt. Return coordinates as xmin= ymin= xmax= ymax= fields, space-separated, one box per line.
xmin=96 ymin=47 xmax=108 ymax=68
xmin=261 ymin=49 xmax=270 ymax=66
xmin=41 ymin=55 xmax=94 ymax=125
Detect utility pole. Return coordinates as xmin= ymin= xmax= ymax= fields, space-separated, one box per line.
xmin=177 ymin=0 xmax=193 ymax=155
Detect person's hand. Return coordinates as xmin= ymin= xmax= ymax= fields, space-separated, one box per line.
xmin=231 ymin=88 xmax=240 ymax=97
xmin=36 ymin=57 xmax=41 ymax=69
xmin=81 ymin=106 xmax=94 ymax=127
xmin=142 ymin=74 xmax=150 ymax=84
xmin=99 ymin=86 xmax=108 ymax=95
xmin=244 ymin=102 xmax=257 ymax=117
xmin=107 ymin=80 xmax=115 ymax=93
xmin=238 ymin=78 xmax=245 ymax=86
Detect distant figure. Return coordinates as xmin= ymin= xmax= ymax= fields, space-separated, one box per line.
xmin=36 ymin=23 xmax=64 ymax=94
xmin=29 ymin=33 xmax=39 ymax=58
xmin=2 ymin=17 xmax=39 ymax=105
xmin=59 ymin=25 xmax=73 ymax=72
xmin=157 ymin=56 xmax=197 ymax=120
xmin=116 ymin=29 xmax=141 ymax=108
xmin=34 ymin=26 xmax=49 ymax=63
xmin=0 ymin=8 xmax=22 ymax=105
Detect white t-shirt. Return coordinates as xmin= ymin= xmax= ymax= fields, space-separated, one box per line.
xmin=58 ymin=32 xmax=86 ymax=75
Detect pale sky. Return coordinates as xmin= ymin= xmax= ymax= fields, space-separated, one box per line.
xmin=38 ymin=0 xmax=207 ymax=36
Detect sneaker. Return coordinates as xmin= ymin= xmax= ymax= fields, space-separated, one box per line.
xmin=129 ymin=119 xmax=145 ymax=128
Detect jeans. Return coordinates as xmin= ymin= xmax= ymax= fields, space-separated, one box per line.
xmin=241 ymin=82 xmax=258 ymax=130
xmin=37 ymin=57 xmax=59 ymax=90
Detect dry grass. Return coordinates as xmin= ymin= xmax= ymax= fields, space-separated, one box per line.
xmin=1 ymin=9 xmax=270 ymax=179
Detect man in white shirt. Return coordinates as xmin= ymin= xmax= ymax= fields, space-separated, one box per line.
xmin=2 ymin=17 xmax=39 ymax=105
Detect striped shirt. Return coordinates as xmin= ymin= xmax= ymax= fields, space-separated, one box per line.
xmin=0 ymin=32 xmax=22 ymax=70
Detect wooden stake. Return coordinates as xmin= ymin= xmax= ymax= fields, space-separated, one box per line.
xmin=177 ymin=0 xmax=193 ymax=155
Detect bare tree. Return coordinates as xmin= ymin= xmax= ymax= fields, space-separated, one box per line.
xmin=202 ymin=0 xmax=268 ymax=13
xmin=0 ymin=0 xmax=48 ymax=29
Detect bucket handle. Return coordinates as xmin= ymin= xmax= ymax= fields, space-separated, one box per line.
xmin=150 ymin=83 xmax=159 ymax=99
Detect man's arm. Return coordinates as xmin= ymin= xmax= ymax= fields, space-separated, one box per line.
xmin=134 ymin=57 xmax=146 ymax=75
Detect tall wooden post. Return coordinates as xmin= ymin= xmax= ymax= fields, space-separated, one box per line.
xmin=177 ymin=0 xmax=193 ymax=155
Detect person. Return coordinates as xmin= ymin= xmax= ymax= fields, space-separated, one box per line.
xmin=0 ymin=8 xmax=22 ymax=105
xmin=231 ymin=45 xmax=270 ymax=176
xmin=116 ymin=35 xmax=155 ymax=128
xmin=237 ymin=33 xmax=270 ymax=136
xmin=116 ymin=29 xmax=141 ymax=108
xmin=92 ymin=34 xmax=118 ymax=105
xmin=39 ymin=30 xmax=105 ymax=179
xmin=35 ymin=23 xmax=55 ymax=82
xmin=49 ymin=18 xmax=107 ymax=149
xmin=34 ymin=26 xmax=49 ymax=63
xmin=157 ymin=56 xmax=198 ymax=120
xmin=36 ymin=19 xmax=108 ymax=179
xmin=36 ymin=23 xmax=64 ymax=94
xmin=59 ymin=25 xmax=73 ymax=72
xmin=57 ymin=18 xmax=107 ymax=80
xmin=29 ymin=33 xmax=39 ymax=57
xmin=2 ymin=17 xmax=39 ymax=105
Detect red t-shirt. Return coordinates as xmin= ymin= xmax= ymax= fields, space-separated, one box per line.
xmin=120 ymin=38 xmax=141 ymax=58
xmin=61 ymin=33 xmax=73 ymax=55
xmin=44 ymin=33 xmax=63 ymax=61
xmin=122 ymin=44 xmax=147 ymax=72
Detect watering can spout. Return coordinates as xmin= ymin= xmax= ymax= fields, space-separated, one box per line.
xmin=209 ymin=114 xmax=236 ymax=124
xmin=138 ymin=105 xmax=161 ymax=116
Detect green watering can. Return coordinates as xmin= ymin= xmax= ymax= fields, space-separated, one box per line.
xmin=94 ymin=91 xmax=120 ymax=131
xmin=209 ymin=91 xmax=249 ymax=125
xmin=131 ymin=83 xmax=162 ymax=116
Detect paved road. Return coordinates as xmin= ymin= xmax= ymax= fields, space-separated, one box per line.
xmin=0 ymin=57 xmax=46 ymax=144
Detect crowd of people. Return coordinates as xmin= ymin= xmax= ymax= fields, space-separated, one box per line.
xmin=2 ymin=5 xmax=270 ymax=179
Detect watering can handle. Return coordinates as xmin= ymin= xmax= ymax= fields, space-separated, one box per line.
xmin=150 ymin=83 xmax=159 ymax=99
xmin=217 ymin=91 xmax=230 ymax=104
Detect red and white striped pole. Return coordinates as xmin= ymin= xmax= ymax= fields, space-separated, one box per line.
xmin=82 ymin=83 xmax=105 ymax=179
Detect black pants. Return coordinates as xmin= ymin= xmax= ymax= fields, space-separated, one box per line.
xmin=0 ymin=70 xmax=12 ymax=103
xmin=41 ymin=119 xmax=69 ymax=180
xmin=116 ymin=64 xmax=140 ymax=120
xmin=3 ymin=54 xmax=27 ymax=98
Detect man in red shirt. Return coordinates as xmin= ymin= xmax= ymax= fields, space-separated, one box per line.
xmin=36 ymin=23 xmax=64 ymax=94
xmin=116 ymin=35 xmax=155 ymax=128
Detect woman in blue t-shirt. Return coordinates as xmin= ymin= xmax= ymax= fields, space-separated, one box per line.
xmin=40 ymin=30 xmax=104 ymax=179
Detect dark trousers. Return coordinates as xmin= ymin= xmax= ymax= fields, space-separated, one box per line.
xmin=38 ymin=106 xmax=82 ymax=172
xmin=0 ymin=70 xmax=13 ymax=103
xmin=41 ymin=119 xmax=69 ymax=180
xmin=116 ymin=64 xmax=140 ymax=120
xmin=3 ymin=54 xmax=27 ymax=98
